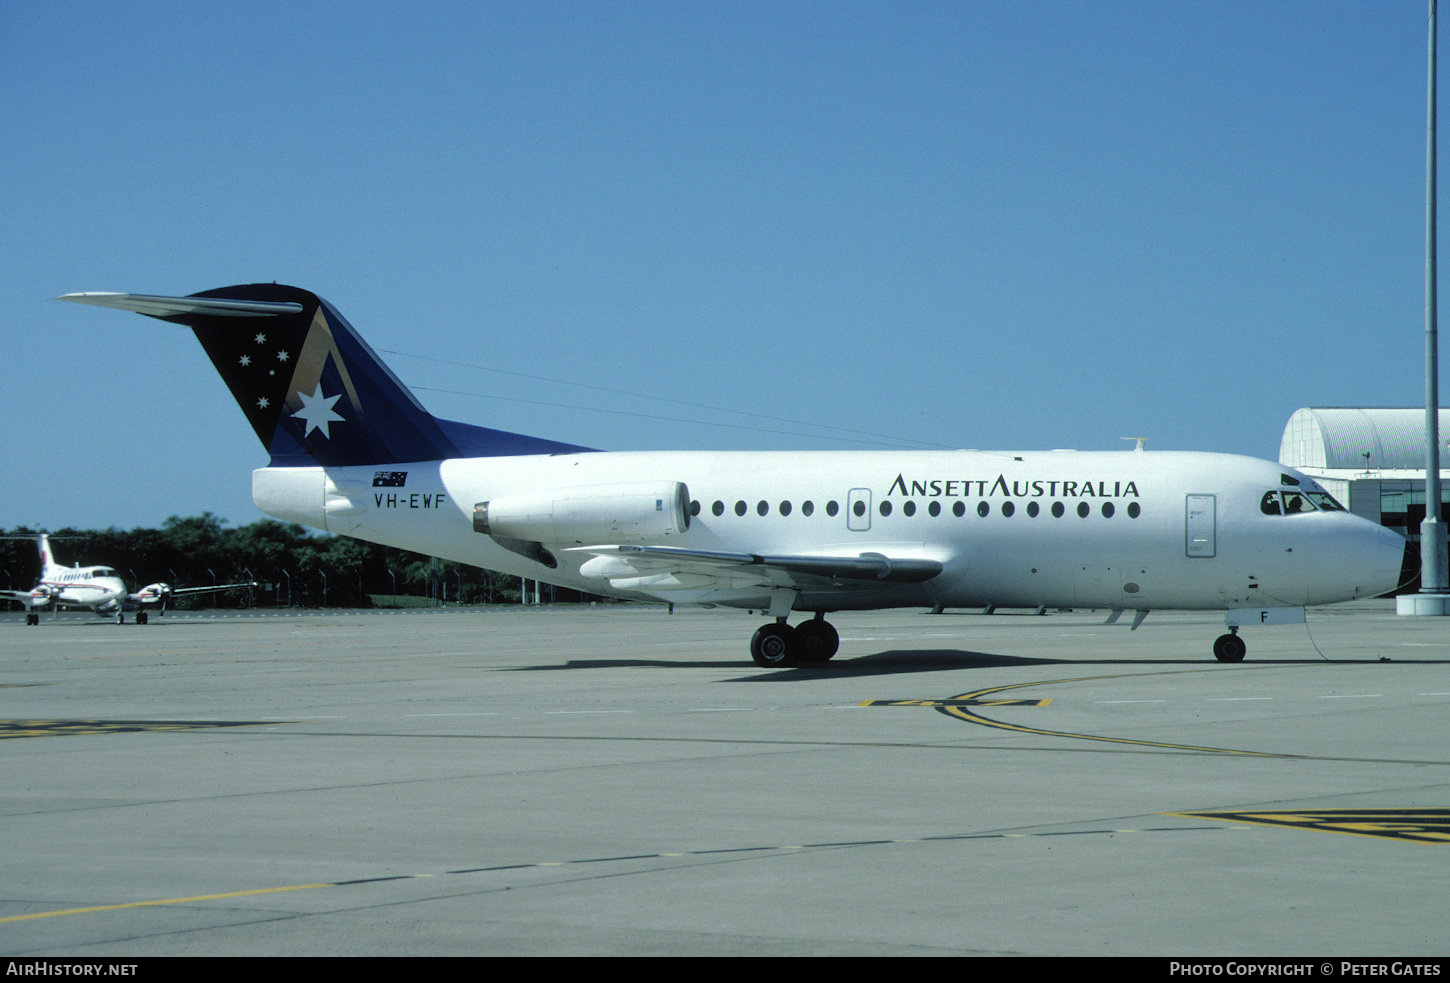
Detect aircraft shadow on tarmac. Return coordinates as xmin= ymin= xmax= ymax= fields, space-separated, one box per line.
xmin=507 ymin=648 xmax=1450 ymax=680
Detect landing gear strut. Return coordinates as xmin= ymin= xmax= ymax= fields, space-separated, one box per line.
xmin=1212 ymin=628 xmax=1246 ymax=663
xmin=749 ymin=614 xmax=840 ymax=667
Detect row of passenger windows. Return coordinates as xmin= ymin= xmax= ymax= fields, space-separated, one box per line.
xmin=693 ymin=499 xmax=1142 ymax=520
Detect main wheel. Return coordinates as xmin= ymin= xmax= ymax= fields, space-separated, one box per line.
xmin=795 ymin=618 xmax=840 ymax=662
xmin=750 ymin=623 xmax=798 ymax=667
xmin=1213 ymin=633 xmax=1246 ymax=662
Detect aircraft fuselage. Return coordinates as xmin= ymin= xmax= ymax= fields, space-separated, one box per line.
xmin=254 ymin=448 xmax=1406 ymax=615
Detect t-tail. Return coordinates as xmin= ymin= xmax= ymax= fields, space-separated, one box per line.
xmin=60 ymin=284 xmax=591 ymax=467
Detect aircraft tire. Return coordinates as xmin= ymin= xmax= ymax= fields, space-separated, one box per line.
xmin=751 ymin=623 xmax=799 ymax=668
xmin=26 ymin=613 xmax=38 ymax=626
xmin=795 ymin=619 xmax=840 ymax=662
xmin=1212 ymin=633 xmax=1246 ymax=663
xmin=137 ymin=611 xmax=148 ymax=625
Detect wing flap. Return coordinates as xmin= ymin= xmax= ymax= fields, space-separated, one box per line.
xmin=574 ymin=544 xmax=942 ymax=593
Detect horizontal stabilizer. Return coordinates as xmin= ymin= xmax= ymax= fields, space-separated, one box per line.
xmin=59 ymin=292 xmax=304 ymax=318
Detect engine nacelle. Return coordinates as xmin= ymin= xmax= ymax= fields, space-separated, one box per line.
xmin=473 ymin=481 xmax=690 ymax=545
xmin=137 ymin=583 xmax=173 ymax=605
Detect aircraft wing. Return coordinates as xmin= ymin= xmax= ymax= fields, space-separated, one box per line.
xmin=0 ymin=589 xmax=47 ymax=609
xmin=130 ymin=582 xmax=257 ymax=604
xmin=168 ymin=581 xmax=257 ymax=596
xmin=571 ymin=545 xmax=942 ymax=594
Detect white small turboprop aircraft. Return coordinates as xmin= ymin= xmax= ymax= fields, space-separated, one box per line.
xmin=2 ymin=533 xmax=253 ymax=625
xmin=60 ymin=285 xmax=1408 ymax=665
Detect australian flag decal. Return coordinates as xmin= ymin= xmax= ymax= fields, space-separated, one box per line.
xmin=373 ymin=471 xmax=408 ymax=487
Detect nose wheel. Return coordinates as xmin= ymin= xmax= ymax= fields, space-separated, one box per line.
xmin=750 ymin=616 xmax=840 ymax=667
xmin=1212 ymin=630 xmax=1246 ymax=662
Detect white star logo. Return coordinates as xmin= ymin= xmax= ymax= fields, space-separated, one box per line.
xmin=293 ymin=384 xmax=345 ymax=439
xmin=254 ymin=333 xmax=267 ymax=345
xmin=239 ymin=355 xmax=251 ymax=367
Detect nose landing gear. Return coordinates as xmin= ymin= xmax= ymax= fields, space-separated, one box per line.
xmin=1212 ymin=628 xmax=1246 ymax=662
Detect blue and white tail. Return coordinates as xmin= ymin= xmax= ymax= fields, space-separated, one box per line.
xmin=61 ymin=285 xmax=591 ymax=467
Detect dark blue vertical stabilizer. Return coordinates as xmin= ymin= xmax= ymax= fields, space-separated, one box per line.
xmin=104 ymin=284 xmax=591 ymax=466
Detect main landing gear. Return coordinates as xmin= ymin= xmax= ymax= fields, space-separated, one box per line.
xmin=1212 ymin=628 xmax=1247 ymax=663
xmin=750 ymin=615 xmax=840 ymax=667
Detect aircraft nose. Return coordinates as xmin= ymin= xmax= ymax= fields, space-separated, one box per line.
xmin=1364 ymin=522 xmax=1411 ymax=598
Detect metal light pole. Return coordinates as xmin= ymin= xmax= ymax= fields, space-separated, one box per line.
xmin=1404 ymin=0 xmax=1450 ymax=614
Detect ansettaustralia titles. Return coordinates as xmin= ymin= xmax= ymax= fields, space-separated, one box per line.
xmin=888 ymin=474 xmax=1141 ymax=500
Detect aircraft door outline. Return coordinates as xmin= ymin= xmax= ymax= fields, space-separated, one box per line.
xmin=1185 ymin=494 xmax=1216 ymax=558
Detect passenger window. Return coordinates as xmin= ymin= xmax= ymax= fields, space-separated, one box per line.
xmin=713 ymin=501 xmax=724 ymax=517
xmin=779 ymin=501 xmax=792 ymax=516
xmin=802 ymin=501 xmax=815 ymax=516
xmin=903 ymin=501 xmax=916 ymax=517
xmin=928 ymin=501 xmax=941 ymax=517
xmin=827 ymin=501 xmax=839 ymax=517
xmin=735 ymin=500 xmax=747 ymax=517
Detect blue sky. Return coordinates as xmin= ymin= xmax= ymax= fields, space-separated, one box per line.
xmin=0 ymin=0 xmax=1438 ymax=531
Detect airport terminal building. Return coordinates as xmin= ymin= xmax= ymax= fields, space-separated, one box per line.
xmin=1278 ymin=407 xmax=1450 ymax=544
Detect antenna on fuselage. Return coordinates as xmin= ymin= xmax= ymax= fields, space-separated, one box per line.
xmin=1122 ymin=437 xmax=1148 ymax=452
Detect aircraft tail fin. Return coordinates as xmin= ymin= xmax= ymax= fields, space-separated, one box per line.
xmin=37 ymin=534 xmax=61 ymax=579
xmin=60 ymin=285 xmax=591 ymax=467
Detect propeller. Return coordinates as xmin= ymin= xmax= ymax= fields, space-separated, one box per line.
xmin=139 ymin=583 xmax=173 ymax=616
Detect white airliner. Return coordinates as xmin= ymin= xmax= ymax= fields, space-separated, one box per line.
xmin=2 ymin=533 xmax=253 ymax=625
xmin=60 ymin=285 xmax=1409 ymax=665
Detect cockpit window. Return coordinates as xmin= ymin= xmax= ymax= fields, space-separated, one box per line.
xmin=1282 ymin=492 xmax=1314 ymax=514
xmin=1260 ymin=489 xmax=1345 ymax=515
